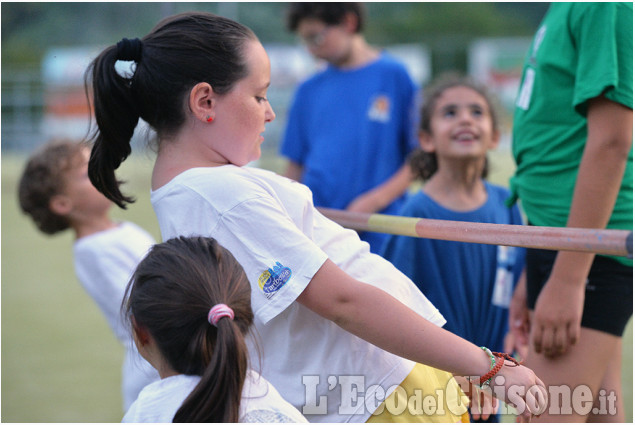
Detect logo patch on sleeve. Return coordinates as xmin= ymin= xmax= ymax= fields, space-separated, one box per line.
xmin=258 ymin=262 xmax=292 ymax=299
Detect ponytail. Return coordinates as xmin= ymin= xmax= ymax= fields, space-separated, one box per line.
xmin=84 ymin=12 xmax=257 ymax=209
xmin=124 ymin=236 xmax=254 ymax=422
xmin=174 ymin=317 xmax=248 ymax=422
xmin=85 ymin=42 xmax=140 ymax=208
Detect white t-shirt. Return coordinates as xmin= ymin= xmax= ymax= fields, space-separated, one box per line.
xmin=74 ymin=221 xmax=160 ymax=410
xmin=151 ymin=165 xmax=445 ymax=422
xmin=122 ymin=370 xmax=308 ymax=423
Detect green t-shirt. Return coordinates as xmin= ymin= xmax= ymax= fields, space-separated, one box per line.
xmin=511 ymin=2 xmax=633 ymax=266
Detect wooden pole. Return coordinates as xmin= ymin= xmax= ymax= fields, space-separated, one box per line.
xmin=317 ymin=208 xmax=633 ymax=258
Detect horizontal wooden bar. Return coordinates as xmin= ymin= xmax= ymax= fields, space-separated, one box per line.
xmin=317 ymin=207 xmax=633 ymax=258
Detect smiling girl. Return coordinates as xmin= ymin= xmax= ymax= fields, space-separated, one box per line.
xmin=382 ymin=75 xmax=526 ymax=421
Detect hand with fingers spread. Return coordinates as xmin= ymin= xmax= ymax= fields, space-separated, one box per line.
xmin=531 ymin=276 xmax=585 ymax=357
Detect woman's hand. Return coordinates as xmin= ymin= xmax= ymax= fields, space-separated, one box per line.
xmin=530 ymin=277 xmax=585 ymax=357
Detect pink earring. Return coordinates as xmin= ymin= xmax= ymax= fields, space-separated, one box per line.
xmin=206 ymin=116 xmax=214 ymax=123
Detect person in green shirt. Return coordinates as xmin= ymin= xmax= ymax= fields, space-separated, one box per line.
xmin=508 ymin=2 xmax=632 ymax=422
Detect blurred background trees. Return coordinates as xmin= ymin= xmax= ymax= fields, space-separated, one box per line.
xmin=2 ymin=2 xmax=548 ymax=70
xmin=1 ymin=2 xmax=550 ymax=153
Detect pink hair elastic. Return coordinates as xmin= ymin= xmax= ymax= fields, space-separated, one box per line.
xmin=208 ymin=304 xmax=234 ymax=326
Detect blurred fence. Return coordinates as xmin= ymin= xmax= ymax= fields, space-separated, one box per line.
xmin=1 ymin=67 xmax=46 ymax=153
xmin=1 ymin=38 xmax=530 ymax=155
xmin=1 ymin=43 xmax=431 ymax=157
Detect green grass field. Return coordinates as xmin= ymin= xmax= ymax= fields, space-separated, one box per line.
xmin=1 ymin=150 xmax=632 ymax=422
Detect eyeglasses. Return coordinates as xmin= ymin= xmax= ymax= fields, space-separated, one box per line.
xmin=300 ymin=26 xmax=331 ymax=47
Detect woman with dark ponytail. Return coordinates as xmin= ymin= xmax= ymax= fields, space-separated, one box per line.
xmin=87 ymin=11 xmax=547 ymax=423
xmin=122 ymin=236 xmax=307 ymax=422
xmin=85 ymin=13 xmax=254 ymax=208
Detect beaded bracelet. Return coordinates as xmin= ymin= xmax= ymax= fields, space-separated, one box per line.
xmin=479 ymin=347 xmax=521 ymax=388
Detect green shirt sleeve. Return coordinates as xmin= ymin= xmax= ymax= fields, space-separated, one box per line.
xmin=571 ymin=2 xmax=633 ymax=116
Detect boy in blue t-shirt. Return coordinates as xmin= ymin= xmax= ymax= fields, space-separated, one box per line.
xmin=280 ymin=3 xmax=419 ymax=253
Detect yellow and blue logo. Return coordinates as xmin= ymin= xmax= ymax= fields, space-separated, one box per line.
xmin=258 ymin=262 xmax=292 ymax=299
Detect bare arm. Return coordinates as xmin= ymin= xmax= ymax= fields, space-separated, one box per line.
xmin=346 ymin=163 xmax=415 ymax=213
xmin=531 ymin=96 xmax=633 ymax=356
xmin=297 ymin=260 xmax=491 ymax=376
xmin=283 ymin=160 xmax=303 ymax=182
xmin=297 ymin=259 xmax=547 ymax=417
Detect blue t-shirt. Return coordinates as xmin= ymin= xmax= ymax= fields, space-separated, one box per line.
xmin=280 ymin=52 xmax=419 ymax=253
xmin=381 ymin=182 xmax=525 ymax=351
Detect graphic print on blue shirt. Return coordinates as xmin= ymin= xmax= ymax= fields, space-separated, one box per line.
xmin=258 ymin=262 xmax=292 ymax=299
xmin=367 ymin=94 xmax=391 ymax=123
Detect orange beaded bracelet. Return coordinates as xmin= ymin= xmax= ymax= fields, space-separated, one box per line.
xmin=479 ymin=347 xmax=521 ymax=387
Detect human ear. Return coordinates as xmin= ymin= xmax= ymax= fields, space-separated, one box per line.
xmin=342 ymin=11 xmax=358 ymax=33
xmin=131 ymin=317 xmax=161 ymax=369
xmin=49 ymin=194 xmax=72 ymax=216
xmin=418 ymin=130 xmax=436 ymax=153
xmin=131 ymin=317 xmax=151 ymax=347
xmin=488 ymin=129 xmax=501 ymax=150
xmin=189 ymin=82 xmax=216 ymax=123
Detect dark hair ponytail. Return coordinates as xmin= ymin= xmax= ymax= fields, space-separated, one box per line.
xmin=85 ymin=12 xmax=257 ymax=208
xmin=86 ymin=44 xmax=140 ymax=208
xmin=175 ymin=314 xmax=248 ymax=422
xmin=124 ymin=236 xmax=254 ymax=422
